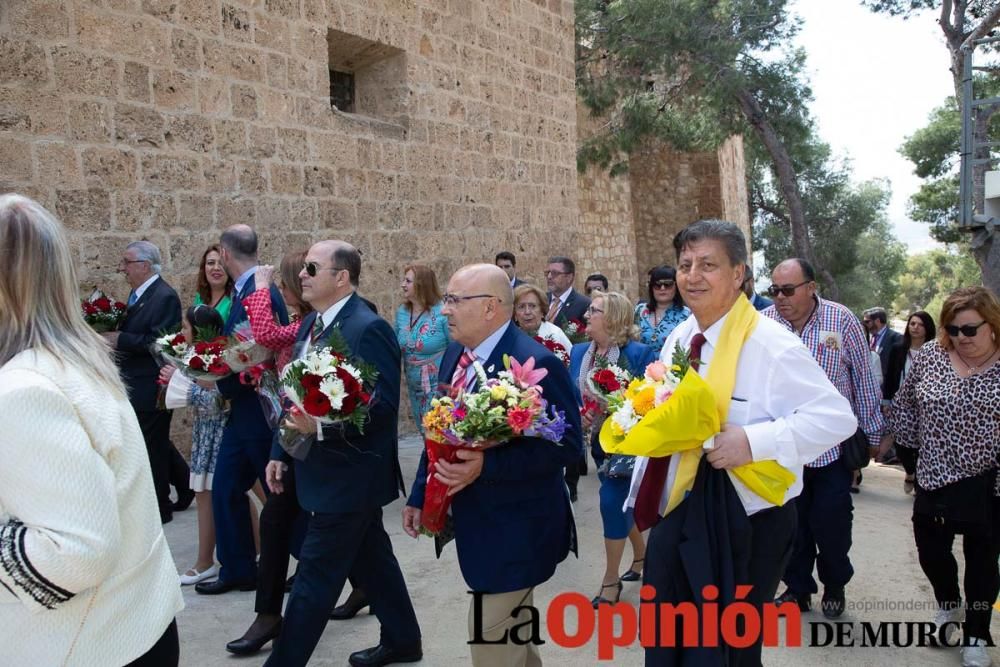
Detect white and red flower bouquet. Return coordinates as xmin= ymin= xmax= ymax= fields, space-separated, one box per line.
xmin=533 ymin=333 xmax=570 ymax=366
xmin=81 ymin=289 xmax=127 ymax=333
xmin=153 ymin=329 xmax=232 ymax=381
xmin=419 ymin=356 xmax=568 ymax=534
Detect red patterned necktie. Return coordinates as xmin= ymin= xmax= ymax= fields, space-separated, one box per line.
xmin=633 ymin=332 xmax=707 ymax=530
xmin=451 ymin=350 xmax=477 ymax=393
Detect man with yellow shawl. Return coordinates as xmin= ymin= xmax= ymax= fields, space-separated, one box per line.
xmin=604 ymin=220 xmax=857 ymax=666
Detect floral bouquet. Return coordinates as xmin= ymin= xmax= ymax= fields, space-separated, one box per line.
xmin=419 ymin=356 xmax=568 ymax=534
xmin=81 ymin=290 xmax=127 ymax=333
xmin=279 ymin=333 xmax=377 ymax=432
xmin=533 ymin=333 xmax=570 ymax=366
xmin=152 ymin=330 xmax=232 ymax=380
xmin=558 ymin=316 xmax=589 ymax=344
xmin=222 ymin=321 xmax=274 ymax=373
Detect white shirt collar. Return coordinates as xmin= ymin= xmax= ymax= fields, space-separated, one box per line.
xmin=469 ymin=320 xmax=512 ymax=365
xmin=133 ymin=274 xmax=160 ymax=299
xmin=557 ymin=287 xmax=573 ymax=304
xmin=319 ymin=292 xmax=354 ymax=330
xmin=234 ymin=266 xmax=257 ymax=295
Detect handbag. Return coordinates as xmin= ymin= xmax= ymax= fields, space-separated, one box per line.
xmin=601 ymin=454 xmax=636 ymax=479
xmin=840 ymin=427 xmax=871 ymax=470
xmin=913 ymin=470 xmax=996 ymax=528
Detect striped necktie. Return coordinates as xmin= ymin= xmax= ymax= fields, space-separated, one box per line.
xmin=633 ymin=332 xmax=707 ymax=530
xmin=451 ymin=350 xmax=477 ymax=394
xmin=310 ymin=316 xmax=325 ymax=343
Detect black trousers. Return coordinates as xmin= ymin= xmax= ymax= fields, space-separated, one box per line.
xmin=264 ymin=506 xmax=420 ymax=667
xmin=168 ymin=444 xmax=190 ymax=494
xmin=644 ymin=501 xmax=797 ymax=666
xmin=897 ymin=446 xmax=918 ymax=477
xmin=256 ymin=465 xmax=302 ymax=615
xmin=913 ymin=505 xmax=1000 ymax=641
xmin=783 ymin=457 xmax=854 ymax=594
xmin=135 ymin=410 xmax=176 ymax=521
xmin=126 ymin=620 xmax=178 ymax=667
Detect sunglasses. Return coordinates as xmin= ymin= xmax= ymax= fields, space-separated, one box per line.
xmin=944 ymin=321 xmax=987 ymax=338
xmin=302 ymin=262 xmax=346 ymax=277
xmin=767 ymin=280 xmax=811 ymax=298
xmin=652 ymin=280 xmax=675 ymax=289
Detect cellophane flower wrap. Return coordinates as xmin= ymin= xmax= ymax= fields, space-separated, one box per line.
xmin=223 ymin=321 xmax=275 ymax=373
xmin=153 ymin=327 xmax=233 ymax=381
xmin=533 ymin=334 xmax=570 ymax=366
xmin=278 ymin=330 xmax=377 ymax=433
xmin=419 ymin=355 xmax=568 ymax=534
xmin=82 ymin=289 xmax=127 ymax=333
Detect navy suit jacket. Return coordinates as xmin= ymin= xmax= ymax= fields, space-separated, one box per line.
xmin=876 ymin=328 xmax=903 ymax=381
xmin=116 ymin=276 xmax=181 ymax=412
xmin=217 ymin=274 xmax=289 ymax=440
xmin=271 ymin=293 xmax=405 ymax=514
xmin=568 ymin=340 xmax=656 ymax=463
xmin=406 ymin=323 xmax=584 ymax=593
xmin=549 ymin=288 xmax=591 ymax=324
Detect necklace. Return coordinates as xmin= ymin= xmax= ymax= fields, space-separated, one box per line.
xmin=408 ymin=307 xmax=426 ymax=329
xmin=955 ymin=346 xmax=999 ymax=375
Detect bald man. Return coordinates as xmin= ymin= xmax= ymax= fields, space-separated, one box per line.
xmin=403 ymin=264 xmax=583 ymax=666
xmin=265 ymin=241 xmax=420 ymax=667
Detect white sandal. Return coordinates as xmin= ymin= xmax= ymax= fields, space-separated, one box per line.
xmin=179 ymin=564 xmax=219 ymax=585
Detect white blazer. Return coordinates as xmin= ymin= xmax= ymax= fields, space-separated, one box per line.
xmin=0 ymin=349 xmax=183 ymax=666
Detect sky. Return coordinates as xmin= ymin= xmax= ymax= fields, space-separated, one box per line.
xmin=790 ymin=0 xmax=955 ymax=254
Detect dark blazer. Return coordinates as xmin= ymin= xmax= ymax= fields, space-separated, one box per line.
xmin=115 ymin=275 xmax=181 ymax=412
xmin=217 ymin=274 xmax=289 ymax=439
xmin=407 ymin=323 xmax=584 ymax=594
xmin=512 ymin=277 xmax=524 ymax=289
xmin=272 ymin=293 xmax=405 ymax=514
xmin=876 ymin=328 xmax=903 ymax=380
xmin=568 ymin=340 xmax=656 ymax=463
xmin=548 ymin=288 xmax=591 ymax=325
xmin=882 ymin=341 xmax=911 ymax=401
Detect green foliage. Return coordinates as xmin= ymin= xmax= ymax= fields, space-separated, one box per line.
xmin=892 ymin=248 xmax=982 ymax=317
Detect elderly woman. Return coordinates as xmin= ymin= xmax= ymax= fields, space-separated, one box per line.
xmin=394 ymin=264 xmax=450 ymax=431
xmin=884 ymin=287 xmax=1000 ymax=666
xmin=0 ymin=194 xmax=183 ymax=665
xmin=513 ymin=283 xmax=573 ymax=354
xmin=634 ymin=265 xmax=689 ymax=353
xmin=568 ymin=291 xmax=657 ymax=608
xmin=881 ymin=310 xmax=936 ymax=494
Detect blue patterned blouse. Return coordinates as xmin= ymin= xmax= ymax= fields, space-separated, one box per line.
xmin=634 ymin=302 xmax=690 ymax=353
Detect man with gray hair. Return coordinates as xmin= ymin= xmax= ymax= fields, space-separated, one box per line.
xmin=106 ymin=240 xmax=185 ymax=524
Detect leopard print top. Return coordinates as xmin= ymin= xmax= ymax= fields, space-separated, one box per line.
xmin=888 ymin=340 xmax=1000 ymax=495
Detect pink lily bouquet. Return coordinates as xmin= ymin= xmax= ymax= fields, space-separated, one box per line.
xmin=419 ymin=355 xmax=568 ymax=534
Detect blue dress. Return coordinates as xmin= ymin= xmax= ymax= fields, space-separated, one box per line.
xmin=634 ymin=302 xmax=689 ymax=353
xmin=188 ymin=383 xmax=226 ymax=491
xmin=394 ymin=302 xmax=450 ymax=432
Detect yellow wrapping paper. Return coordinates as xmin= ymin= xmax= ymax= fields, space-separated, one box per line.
xmin=600 ymin=293 xmax=794 ymax=516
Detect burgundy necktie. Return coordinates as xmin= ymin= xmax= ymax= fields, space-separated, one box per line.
xmin=633 ymin=332 xmax=707 ymax=530
xmin=451 ymin=350 xmax=477 ymax=393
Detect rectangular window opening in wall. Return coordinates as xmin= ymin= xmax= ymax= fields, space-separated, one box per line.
xmin=327 ymin=29 xmax=409 ymax=130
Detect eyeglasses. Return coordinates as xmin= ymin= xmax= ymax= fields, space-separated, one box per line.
xmin=120 ymin=258 xmax=147 ymax=266
xmin=586 ymin=306 xmax=604 ymax=315
xmin=515 ymin=302 xmax=540 ymax=312
xmin=302 ymin=262 xmax=347 ymax=277
xmin=944 ymin=321 xmax=988 ymax=338
xmin=652 ymin=280 xmax=675 ymax=289
xmin=442 ymin=293 xmax=498 ymax=306
xmin=543 ymin=270 xmax=569 ymax=277
xmin=767 ymin=281 xmax=812 ymax=298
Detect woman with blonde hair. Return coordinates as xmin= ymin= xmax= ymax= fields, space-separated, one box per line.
xmin=884 ymin=286 xmax=1000 ymax=666
xmin=394 ymin=263 xmax=449 ymax=431
xmin=568 ymin=290 xmax=656 ymax=607
xmin=0 ymin=194 xmax=183 ymax=665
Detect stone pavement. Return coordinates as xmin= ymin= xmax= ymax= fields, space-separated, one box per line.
xmin=165 ymin=438 xmax=998 ymax=666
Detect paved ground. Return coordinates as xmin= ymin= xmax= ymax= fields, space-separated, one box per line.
xmin=165 ymin=438 xmax=997 ymax=666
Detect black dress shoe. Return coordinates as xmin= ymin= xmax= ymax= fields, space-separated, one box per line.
xmin=348 ymin=642 xmax=422 ymax=666
xmin=226 ymin=622 xmax=281 ymax=655
xmin=172 ymin=488 xmax=196 ymax=512
xmin=330 ymin=590 xmax=370 ymax=620
xmin=195 ymin=578 xmax=256 ymax=595
xmin=774 ymin=588 xmax=811 ymax=611
xmin=822 ymin=587 xmax=845 ymax=619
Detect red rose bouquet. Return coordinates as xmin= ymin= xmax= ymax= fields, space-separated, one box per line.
xmin=81 ymin=290 xmax=127 ymax=333
xmin=533 ymin=334 xmax=570 ymax=366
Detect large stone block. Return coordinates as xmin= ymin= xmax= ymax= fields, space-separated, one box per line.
xmin=51 ymin=46 xmax=118 ymax=97
xmin=176 ymin=0 xmax=222 ymax=35
xmin=5 ymin=0 xmax=71 ymax=40
xmin=0 ymin=38 xmax=48 ymax=86
xmin=55 ymin=188 xmax=112 ymax=231
xmin=82 ymin=147 xmax=138 ymax=188
xmin=122 ymin=61 xmax=152 ymax=103
xmin=213 ymin=118 xmax=246 ymax=155
xmin=171 ymin=29 xmax=202 ymax=71
xmin=235 ymin=160 xmax=267 ymax=194
xmin=221 ymin=3 xmax=253 ymax=44
xmin=203 ymin=39 xmax=265 ymax=83
xmin=115 ymin=190 xmax=177 ymax=232
xmin=303 ymin=165 xmax=336 ymax=197
xmin=153 ymin=69 xmax=198 ymax=111
xmin=269 ymin=163 xmax=303 ymax=195
xmin=254 ymin=12 xmax=290 ymax=52
xmin=165 ymin=114 xmax=215 ymax=153
xmin=216 ymin=196 xmax=257 ymax=227
xmin=230 ymin=84 xmax=258 ymax=119
xmin=0 ymin=135 xmax=34 ymax=182
xmin=35 ymin=142 xmax=82 ymax=188
xmin=116 ymin=104 xmax=166 ymax=148
xmin=141 ymin=153 xmax=203 ymax=191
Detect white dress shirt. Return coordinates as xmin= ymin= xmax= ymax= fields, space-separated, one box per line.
xmin=627 ymin=309 xmax=857 ymax=516
xmin=132 ymin=273 xmax=160 ymax=300
xmin=302 ymin=292 xmax=353 ymax=356
xmin=458 ymin=320 xmax=511 ymax=388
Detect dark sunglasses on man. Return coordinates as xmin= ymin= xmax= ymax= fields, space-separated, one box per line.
xmin=944 ymin=321 xmax=987 ymax=338
xmin=302 ymin=261 xmax=346 ymax=277
xmin=766 ymin=280 xmax=811 ymax=298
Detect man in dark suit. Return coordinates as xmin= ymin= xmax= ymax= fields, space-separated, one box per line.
xmin=494 ymin=250 xmax=523 ymax=288
xmin=403 ymin=264 xmax=583 ymax=666
xmin=545 ymin=255 xmax=590 ymax=325
xmin=196 ymin=224 xmax=289 ymax=595
xmin=864 ymin=307 xmax=902 ymax=383
xmin=262 ymin=240 xmax=420 ymax=667
xmin=105 ymin=240 xmax=185 ymax=524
